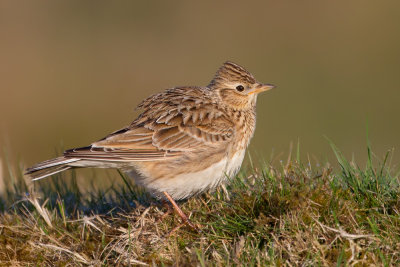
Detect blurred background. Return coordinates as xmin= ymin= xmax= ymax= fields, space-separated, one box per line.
xmin=1 ymin=1 xmax=400 ymax=188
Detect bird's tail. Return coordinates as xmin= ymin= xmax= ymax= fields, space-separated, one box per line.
xmin=25 ymin=157 xmax=80 ymax=181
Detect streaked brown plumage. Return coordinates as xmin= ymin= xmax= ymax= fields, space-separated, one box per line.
xmin=26 ymin=61 xmax=275 ymax=226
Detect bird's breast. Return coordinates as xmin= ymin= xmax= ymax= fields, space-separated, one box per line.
xmin=232 ymin=109 xmax=256 ymax=150
xmin=225 ymin=149 xmax=246 ymax=177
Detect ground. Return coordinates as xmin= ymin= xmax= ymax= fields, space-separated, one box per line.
xmin=0 ymin=143 xmax=399 ymax=266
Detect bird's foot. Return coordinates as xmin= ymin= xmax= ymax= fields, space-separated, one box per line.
xmin=162 ymin=191 xmax=201 ymax=233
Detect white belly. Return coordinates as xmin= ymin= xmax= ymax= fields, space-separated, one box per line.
xmin=225 ymin=149 xmax=246 ymax=177
xmin=129 ymin=149 xmax=246 ymax=200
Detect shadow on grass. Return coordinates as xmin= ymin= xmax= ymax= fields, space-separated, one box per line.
xmin=0 ymin=167 xmax=155 ymax=216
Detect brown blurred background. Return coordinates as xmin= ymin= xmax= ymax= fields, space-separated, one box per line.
xmin=1 ymin=1 xmax=400 ymax=181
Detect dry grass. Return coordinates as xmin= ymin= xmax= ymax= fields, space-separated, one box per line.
xmin=0 ymin=144 xmax=399 ymax=266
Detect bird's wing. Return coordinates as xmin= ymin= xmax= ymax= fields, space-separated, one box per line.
xmin=64 ymin=126 xmax=174 ymax=162
xmin=64 ymin=87 xmax=234 ymax=161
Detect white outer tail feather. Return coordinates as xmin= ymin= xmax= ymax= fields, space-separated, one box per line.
xmin=25 ymin=157 xmax=80 ymax=181
xmin=31 ymin=166 xmax=72 ymax=181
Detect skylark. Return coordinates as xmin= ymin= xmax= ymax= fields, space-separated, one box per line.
xmin=26 ymin=61 xmax=275 ymax=227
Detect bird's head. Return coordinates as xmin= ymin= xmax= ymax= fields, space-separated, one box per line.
xmin=208 ymin=61 xmax=275 ymax=110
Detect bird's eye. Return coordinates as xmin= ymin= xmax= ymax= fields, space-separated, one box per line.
xmin=236 ymin=85 xmax=244 ymax=92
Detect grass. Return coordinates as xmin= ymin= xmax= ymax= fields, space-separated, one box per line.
xmin=0 ymin=143 xmax=399 ymax=266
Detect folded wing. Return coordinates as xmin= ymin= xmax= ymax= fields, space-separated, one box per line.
xmin=64 ymin=87 xmax=235 ymax=162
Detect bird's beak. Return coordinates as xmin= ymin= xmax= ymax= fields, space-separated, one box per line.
xmin=247 ymin=83 xmax=276 ymax=95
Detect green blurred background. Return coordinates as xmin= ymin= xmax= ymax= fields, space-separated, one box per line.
xmin=1 ymin=1 xmax=400 ymax=180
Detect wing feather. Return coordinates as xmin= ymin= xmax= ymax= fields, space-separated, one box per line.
xmin=65 ymin=86 xmax=235 ymax=161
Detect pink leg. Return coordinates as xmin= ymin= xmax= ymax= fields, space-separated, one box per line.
xmin=163 ymin=191 xmax=197 ymax=230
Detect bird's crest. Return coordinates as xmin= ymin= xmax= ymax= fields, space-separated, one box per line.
xmin=209 ymin=61 xmax=256 ymax=88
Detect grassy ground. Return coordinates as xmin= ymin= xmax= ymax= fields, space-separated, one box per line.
xmin=0 ymin=143 xmax=399 ymax=266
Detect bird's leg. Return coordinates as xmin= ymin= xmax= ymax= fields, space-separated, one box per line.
xmin=162 ymin=191 xmax=197 ymax=230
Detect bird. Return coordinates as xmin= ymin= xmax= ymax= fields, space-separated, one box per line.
xmin=25 ymin=61 xmax=275 ymax=228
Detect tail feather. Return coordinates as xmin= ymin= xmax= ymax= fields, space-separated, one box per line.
xmin=25 ymin=157 xmax=79 ymax=181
